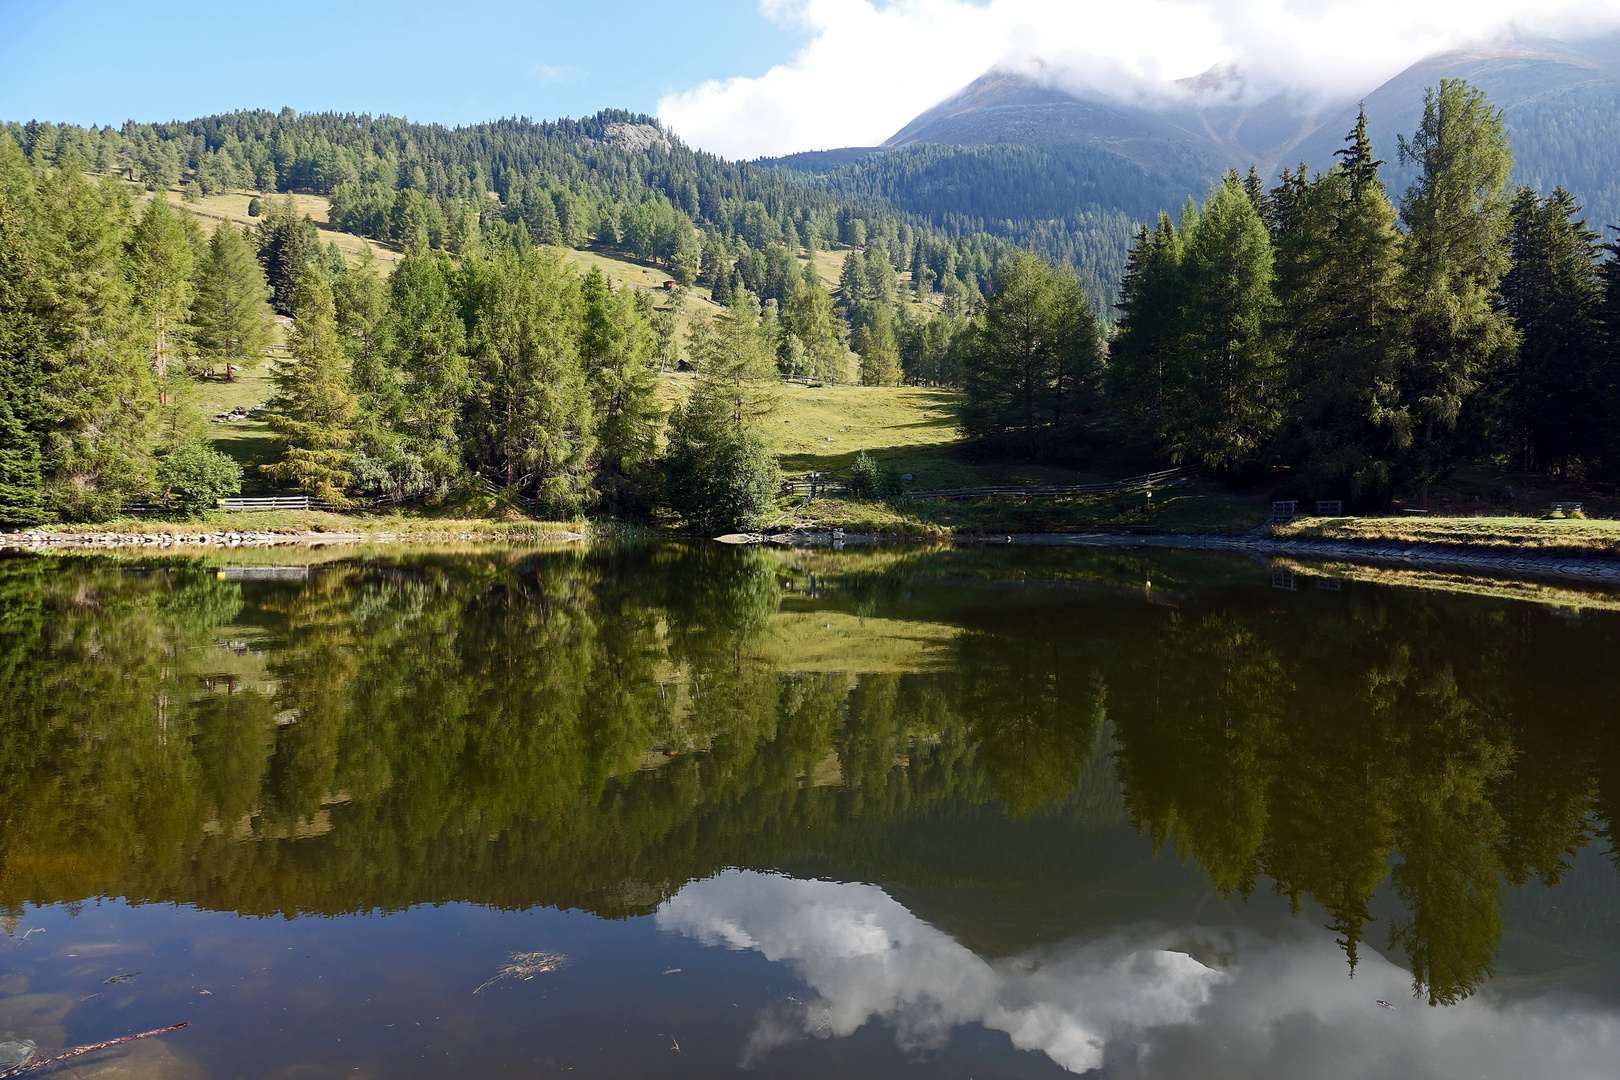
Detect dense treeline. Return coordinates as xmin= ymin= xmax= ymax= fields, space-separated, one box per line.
xmin=2 ymin=545 xmax=1617 ymax=1008
xmin=3 ymin=108 xmax=1026 ymax=316
xmin=960 ymin=80 xmax=1620 ymax=502
xmin=768 ymin=141 xmax=1199 ymax=310
xmin=0 ymin=138 xmax=853 ymax=526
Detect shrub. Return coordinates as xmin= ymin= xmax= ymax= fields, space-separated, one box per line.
xmin=157 ymin=444 xmax=243 ymax=516
xmin=247 ymin=196 xmax=261 ymax=217
xmin=667 ymin=430 xmax=782 ymax=532
xmin=846 ymin=450 xmax=903 ymax=501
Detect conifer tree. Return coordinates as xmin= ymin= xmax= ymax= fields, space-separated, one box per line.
xmin=0 ymin=192 xmax=46 ymax=525
xmin=836 ymin=250 xmax=867 ymax=315
xmin=19 ymin=158 xmax=156 ymax=518
xmin=464 ymin=245 xmax=593 ymax=510
xmin=383 ymin=247 xmax=469 ymax=489
xmin=192 ymin=222 xmax=272 ymax=383
xmin=682 ymin=300 xmax=779 ymax=436
xmin=1496 ymin=187 xmax=1602 ymax=472
xmin=854 ymin=309 xmax=902 ymax=387
xmin=960 ymin=253 xmax=1061 ymax=447
xmin=1047 ymin=264 xmax=1103 ymax=430
xmin=1110 ymin=213 xmax=1183 ymax=452
xmin=1169 ymin=176 xmax=1281 ymax=470
xmin=782 ymin=281 xmax=846 ymax=383
xmin=580 ymin=266 xmax=660 ymax=510
xmin=256 ymin=195 xmax=322 ymax=313
xmin=127 ymin=194 xmax=194 ymax=392
xmin=262 ymin=267 xmax=357 ymax=503
xmin=1275 ymin=110 xmax=1410 ymax=506
xmin=667 ymin=302 xmax=780 ymax=531
xmin=1397 ymin=78 xmax=1516 ymax=482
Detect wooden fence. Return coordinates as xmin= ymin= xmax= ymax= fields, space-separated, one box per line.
xmin=780 ymin=466 xmax=1202 ymax=502
xmin=905 ymin=466 xmax=1202 ymax=502
xmin=216 ymin=496 xmax=340 ymax=511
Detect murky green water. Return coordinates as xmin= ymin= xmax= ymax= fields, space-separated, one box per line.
xmin=1 ymin=545 xmax=1617 ymax=1078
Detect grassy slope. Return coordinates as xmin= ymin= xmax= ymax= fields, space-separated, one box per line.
xmin=126 ymin=197 xmax=1266 ymax=538
xmin=150 ymin=186 xmax=402 ymax=273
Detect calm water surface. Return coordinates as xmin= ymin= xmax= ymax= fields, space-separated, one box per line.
xmin=1 ymin=545 xmax=1618 ymax=1078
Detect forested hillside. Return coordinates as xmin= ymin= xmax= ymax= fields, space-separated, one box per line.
xmin=761 ymin=142 xmax=1197 ymax=307
xmin=3 ymin=108 xmax=1043 ymax=310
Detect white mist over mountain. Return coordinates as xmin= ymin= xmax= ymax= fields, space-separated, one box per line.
xmin=656 ymin=0 xmax=1620 ymax=159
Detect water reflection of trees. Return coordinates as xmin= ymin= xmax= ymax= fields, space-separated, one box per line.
xmin=0 ymin=550 xmax=1617 ymax=1008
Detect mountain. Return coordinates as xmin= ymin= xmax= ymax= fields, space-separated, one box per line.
xmin=778 ymin=32 xmax=1620 ymax=245
xmin=883 ymin=62 xmax=1330 ymax=184
xmin=1290 ymin=37 xmax=1620 ymax=227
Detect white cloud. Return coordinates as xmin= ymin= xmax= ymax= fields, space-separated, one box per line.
xmin=655 ymin=0 xmax=1620 ymax=158
xmin=530 ymin=63 xmax=579 ymax=84
xmin=656 ymin=870 xmax=1620 ymax=1076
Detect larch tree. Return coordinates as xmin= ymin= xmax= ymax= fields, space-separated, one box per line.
xmin=1397 ymin=78 xmax=1517 ymax=484
xmin=1170 ymin=174 xmax=1282 ymax=471
xmin=17 ymin=157 xmax=156 ymax=518
xmin=192 ymin=221 xmax=272 ymax=383
xmin=384 ymin=247 xmax=470 ymax=490
xmin=0 ymin=191 xmax=46 ymax=525
xmin=465 ymin=244 xmax=594 ymax=511
xmin=854 ymin=307 xmax=902 ymax=387
xmin=262 ymin=267 xmax=358 ymax=503
xmin=127 ymin=194 xmax=195 ymax=399
xmin=782 ymin=281 xmax=846 ymax=383
xmin=580 ymin=265 xmax=660 ymax=511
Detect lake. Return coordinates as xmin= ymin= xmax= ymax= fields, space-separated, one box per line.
xmin=0 ymin=544 xmax=1617 ymax=1078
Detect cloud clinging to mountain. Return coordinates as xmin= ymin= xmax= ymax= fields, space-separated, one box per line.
xmin=655 ymin=0 xmax=1620 ymax=159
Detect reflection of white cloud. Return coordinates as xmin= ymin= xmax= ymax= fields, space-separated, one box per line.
xmin=655 ymin=870 xmax=1620 ymax=1077
xmin=657 ymin=871 xmax=1222 ymax=1071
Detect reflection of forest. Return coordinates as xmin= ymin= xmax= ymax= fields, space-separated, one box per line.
xmin=2 ymin=547 xmax=1618 ymax=1008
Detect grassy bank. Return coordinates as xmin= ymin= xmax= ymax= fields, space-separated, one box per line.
xmin=1271 ymin=515 xmax=1620 ymax=556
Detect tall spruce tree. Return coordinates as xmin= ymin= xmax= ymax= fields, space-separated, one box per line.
xmin=192 ymin=222 xmax=272 ymax=383
xmin=262 ymin=267 xmax=357 ymax=503
xmin=1397 ymin=79 xmax=1516 ymax=485
xmin=1496 ymin=187 xmax=1602 ymax=473
xmin=1275 ymin=110 xmax=1411 ymax=507
xmin=1110 ymin=213 xmax=1184 ymax=453
xmin=256 ymin=195 xmax=322 ymax=313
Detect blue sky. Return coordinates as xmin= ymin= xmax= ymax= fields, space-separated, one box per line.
xmin=6 ymin=0 xmax=1618 ymax=159
xmin=0 ymin=0 xmax=803 ymax=128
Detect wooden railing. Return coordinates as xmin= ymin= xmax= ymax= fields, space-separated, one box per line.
xmin=906 ymin=467 xmax=1202 ymax=502
xmin=216 ymin=496 xmax=339 ymax=511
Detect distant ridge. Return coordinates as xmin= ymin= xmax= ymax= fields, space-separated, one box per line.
xmin=851 ymin=33 xmax=1620 ymax=227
